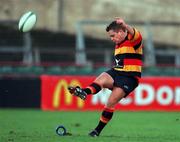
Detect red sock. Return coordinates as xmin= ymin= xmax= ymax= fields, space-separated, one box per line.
xmin=95 ymin=107 xmax=115 ymax=134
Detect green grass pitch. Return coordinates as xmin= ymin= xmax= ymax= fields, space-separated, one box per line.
xmin=0 ymin=109 xmax=180 ymax=142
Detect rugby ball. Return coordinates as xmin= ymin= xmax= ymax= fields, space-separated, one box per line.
xmin=18 ymin=11 xmax=37 ymax=32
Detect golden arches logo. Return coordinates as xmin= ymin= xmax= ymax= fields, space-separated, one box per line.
xmin=53 ymin=79 xmax=84 ymax=108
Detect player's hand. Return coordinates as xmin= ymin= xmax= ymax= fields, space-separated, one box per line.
xmin=115 ymin=18 xmax=127 ymax=28
xmin=115 ymin=17 xmax=134 ymax=35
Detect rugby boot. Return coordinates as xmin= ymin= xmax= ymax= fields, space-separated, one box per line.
xmin=68 ymin=86 xmax=87 ymax=100
xmin=88 ymin=130 xmax=99 ymax=137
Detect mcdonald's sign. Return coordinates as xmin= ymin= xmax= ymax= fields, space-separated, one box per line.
xmin=41 ymin=75 xmax=180 ymax=111
xmin=53 ymin=79 xmax=84 ymax=108
xmin=41 ymin=75 xmax=95 ymax=110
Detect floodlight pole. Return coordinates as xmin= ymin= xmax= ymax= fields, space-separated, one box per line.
xmin=75 ymin=21 xmax=87 ymax=65
xmin=58 ymin=0 xmax=64 ymax=31
xmin=23 ymin=33 xmax=33 ymax=65
xmin=144 ymin=22 xmax=156 ymax=66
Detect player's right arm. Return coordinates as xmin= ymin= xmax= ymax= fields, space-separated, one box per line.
xmin=115 ymin=18 xmax=134 ymax=36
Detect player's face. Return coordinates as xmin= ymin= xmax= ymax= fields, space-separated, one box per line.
xmin=108 ymin=29 xmax=127 ymax=44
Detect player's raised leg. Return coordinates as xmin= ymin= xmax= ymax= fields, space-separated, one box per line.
xmin=68 ymin=72 xmax=113 ymax=99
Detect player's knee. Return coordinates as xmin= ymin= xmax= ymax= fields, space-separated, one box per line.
xmin=106 ymin=99 xmax=118 ymax=108
xmin=107 ymin=89 xmax=126 ymax=107
xmin=95 ymin=72 xmax=113 ymax=86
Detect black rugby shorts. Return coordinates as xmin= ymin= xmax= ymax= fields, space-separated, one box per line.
xmin=106 ymin=68 xmax=139 ymax=97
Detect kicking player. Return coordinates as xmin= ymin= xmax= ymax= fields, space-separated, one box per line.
xmin=68 ymin=18 xmax=143 ymax=137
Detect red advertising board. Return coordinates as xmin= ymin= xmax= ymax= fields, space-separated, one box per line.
xmin=41 ymin=75 xmax=180 ymax=111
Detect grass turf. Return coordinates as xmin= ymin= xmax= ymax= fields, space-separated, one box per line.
xmin=0 ymin=109 xmax=180 ymax=142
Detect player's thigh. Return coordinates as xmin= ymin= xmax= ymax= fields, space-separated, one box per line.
xmin=94 ymin=72 xmax=114 ymax=88
xmin=106 ymin=87 xmax=125 ymax=108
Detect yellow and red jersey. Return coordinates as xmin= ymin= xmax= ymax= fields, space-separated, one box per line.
xmin=113 ymin=28 xmax=143 ymax=79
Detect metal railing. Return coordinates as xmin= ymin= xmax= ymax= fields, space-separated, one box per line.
xmin=0 ymin=20 xmax=180 ymax=67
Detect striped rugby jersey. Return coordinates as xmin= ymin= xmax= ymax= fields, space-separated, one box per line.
xmin=113 ymin=28 xmax=143 ymax=79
